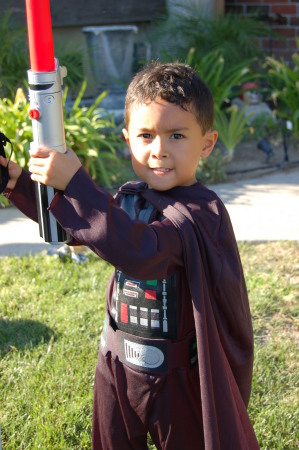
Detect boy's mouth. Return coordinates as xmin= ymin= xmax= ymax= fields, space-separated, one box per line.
xmin=151 ymin=168 xmax=171 ymax=174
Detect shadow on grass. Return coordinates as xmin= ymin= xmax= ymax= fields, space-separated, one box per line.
xmin=0 ymin=318 xmax=55 ymax=356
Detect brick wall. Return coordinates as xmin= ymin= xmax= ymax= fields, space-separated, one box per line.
xmin=225 ymin=0 xmax=299 ymax=61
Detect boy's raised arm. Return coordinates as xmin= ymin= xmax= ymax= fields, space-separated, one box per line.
xmin=49 ymin=166 xmax=183 ymax=280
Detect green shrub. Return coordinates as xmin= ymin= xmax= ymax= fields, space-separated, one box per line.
xmin=0 ymin=11 xmax=28 ymax=99
xmin=152 ymin=7 xmax=271 ymax=66
xmin=0 ymin=92 xmax=32 ymax=169
xmin=263 ymin=38 xmax=299 ymax=135
xmin=196 ymin=148 xmax=226 ymax=184
xmin=186 ymin=48 xmax=254 ymax=112
xmin=54 ymin=43 xmax=85 ymax=96
xmin=214 ymin=105 xmax=253 ymax=163
xmin=62 ymin=81 xmax=125 ymax=187
xmin=243 ymin=113 xmax=280 ymax=142
xmin=0 ymin=82 xmax=125 ymax=193
xmin=185 ymin=50 xmax=254 ymax=167
xmin=0 ymin=11 xmax=84 ymax=100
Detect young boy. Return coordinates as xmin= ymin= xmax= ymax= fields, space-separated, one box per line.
xmin=1 ymin=62 xmax=259 ymax=449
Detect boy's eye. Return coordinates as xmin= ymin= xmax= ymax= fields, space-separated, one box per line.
xmin=138 ymin=133 xmax=153 ymax=140
xmin=170 ymin=133 xmax=184 ymax=140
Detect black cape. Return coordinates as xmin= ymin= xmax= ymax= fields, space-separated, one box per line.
xmin=120 ymin=181 xmax=259 ymax=450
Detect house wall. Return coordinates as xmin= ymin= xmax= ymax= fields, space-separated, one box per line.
xmin=167 ymin=0 xmax=224 ymax=15
xmin=225 ymin=0 xmax=299 ymax=61
xmin=1 ymin=0 xmax=165 ymax=26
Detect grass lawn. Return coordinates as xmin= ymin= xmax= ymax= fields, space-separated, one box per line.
xmin=0 ymin=241 xmax=298 ymax=449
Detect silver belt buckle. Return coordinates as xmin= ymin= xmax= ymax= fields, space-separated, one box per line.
xmin=124 ymin=339 xmax=165 ymax=369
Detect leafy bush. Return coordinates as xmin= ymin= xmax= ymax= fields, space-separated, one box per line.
xmin=54 ymin=42 xmax=85 ymax=96
xmin=0 ymin=11 xmax=84 ymax=100
xmin=0 ymin=90 xmax=32 ymax=169
xmin=243 ymin=113 xmax=280 ymax=142
xmin=214 ymin=105 xmax=253 ymax=162
xmin=196 ymin=148 xmax=226 ymax=184
xmin=0 ymin=11 xmax=28 ymax=99
xmin=152 ymin=6 xmax=271 ymax=66
xmin=263 ymin=38 xmax=299 ymax=135
xmin=185 ymin=50 xmax=254 ymax=164
xmin=0 ymin=82 xmax=125 ymax=191
xmin=186 ymin=48 xmax=254 ymax=111
xmin=62 ymin=81 xmax=125 ymax=187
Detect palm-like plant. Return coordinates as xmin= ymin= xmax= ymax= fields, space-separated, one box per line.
xmin=152 ymin=5 xmax=271 ymax=66
xmin=214 ymin=105 xmax=253 ymax=162
xmin=186 ymin=48 xmax=254 ymax=110
xmin=185 ymin=49 xmax=254 ymax=162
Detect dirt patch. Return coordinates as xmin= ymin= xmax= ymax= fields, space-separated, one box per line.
xmin=223 ymin=138 xmax=299 ymax=182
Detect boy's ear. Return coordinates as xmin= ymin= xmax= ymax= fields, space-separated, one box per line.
xmin=122 ymin=128 xmax=130 ymax=146
xmin=201 ymin=130 xmax=218 ymax=159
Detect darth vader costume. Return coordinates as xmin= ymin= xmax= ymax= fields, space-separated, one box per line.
xmin=4 ymin=167 xmax=259 ymax=449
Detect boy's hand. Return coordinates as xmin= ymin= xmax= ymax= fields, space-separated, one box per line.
xmin=0 ymin=155 xmax=22 ymax=190
xmin=29 ymin=147 xmax=82 ymax=191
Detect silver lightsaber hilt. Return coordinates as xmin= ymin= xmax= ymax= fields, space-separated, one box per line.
xmin=28 ymin=58 xmax=70 ymax=244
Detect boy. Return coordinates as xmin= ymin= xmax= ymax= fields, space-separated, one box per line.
xmin=1 ymin=62 xmax=259 ymax=449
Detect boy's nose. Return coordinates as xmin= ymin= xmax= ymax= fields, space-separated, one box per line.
xmin=150 ymin=137 xmax=168 ymax=159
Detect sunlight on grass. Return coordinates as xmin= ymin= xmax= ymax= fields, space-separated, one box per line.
xmin=0 ymin=242 xmax=298 ymax=449
xmin=239 ymin=241 xmax=298 ymax=450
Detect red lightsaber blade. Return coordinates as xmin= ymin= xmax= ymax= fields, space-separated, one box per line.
xmin=25 ymin=0 xmax=69 ymax=244
xmin=25 ymin=0 xmax=55 ymax=72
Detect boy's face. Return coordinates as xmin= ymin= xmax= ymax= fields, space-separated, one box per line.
xmin=123 ymin=99 xmax=218 ymax=191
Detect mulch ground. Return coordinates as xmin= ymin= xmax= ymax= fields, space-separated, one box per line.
xmin=224 ymin=138 xmax=299 ymax=182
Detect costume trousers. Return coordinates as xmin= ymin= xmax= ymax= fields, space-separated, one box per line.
xmin=92 ymin=349 xmax=204 ymax=450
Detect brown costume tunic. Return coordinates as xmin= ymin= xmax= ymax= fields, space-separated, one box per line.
xmin=4 ymin=167 xmax=259 ymax=449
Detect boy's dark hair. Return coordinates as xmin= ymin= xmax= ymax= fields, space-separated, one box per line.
xmin=124 ymin=62 xmax=214 ymax=134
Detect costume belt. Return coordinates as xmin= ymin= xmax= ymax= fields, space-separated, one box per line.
xmin=100 ymin=313 xmax=197 ymax=374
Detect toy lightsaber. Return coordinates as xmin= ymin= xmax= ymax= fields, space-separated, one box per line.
xmin=25 ymin=0 xmax=69 ymax=243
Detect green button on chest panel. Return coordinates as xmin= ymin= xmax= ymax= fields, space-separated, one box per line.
xmin=112 ymin=270 xmax=178 ymax=339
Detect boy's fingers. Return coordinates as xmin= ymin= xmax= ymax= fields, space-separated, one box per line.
xmin=30 ymin=172 xmax=42 ymax=183
xmin=29 ymin=156 xmax=48 ymax=167
xmin=30 ymin=173 xmax=49 ymax=187
xmin=0 ymin=155 xmax=8 ymax=165
xmin=29 ymin=146 xmax=52 ymax=158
